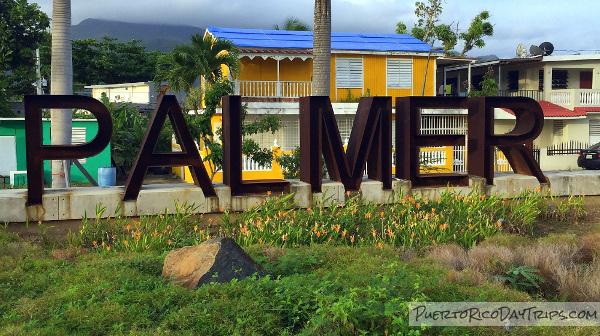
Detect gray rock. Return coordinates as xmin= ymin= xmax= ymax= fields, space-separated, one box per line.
xmin=162 ymin=237 xmax=267 ymax=289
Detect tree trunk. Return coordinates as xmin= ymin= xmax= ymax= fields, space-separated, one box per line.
xmin=50 ymin=0 xmax=73 ymax=188
xmin=312 ymin=0 xmax=331 ymax=96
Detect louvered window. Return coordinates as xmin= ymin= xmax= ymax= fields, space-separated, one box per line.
xmin=336 ymin=58 xmax=363 ymax=88
xmin=553 ymin=120 xmax=564 ymax=144
xmin=387 ymin=59 xmax=412 ymax=89
xmin=72 ymin=127 xmax=87 ymax=164
xmin=590 ymin=118 xmax=600 ymax=145
xmin=552 ymin=69 xmax=568 ymax=89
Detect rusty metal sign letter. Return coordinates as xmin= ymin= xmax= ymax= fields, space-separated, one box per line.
xmin=221 ymin=95 xmax=290 ymax=195
xmin=299 ymin=96 xmax=392 ymax=192
xmin=123 ymin=95 xmax=216 ymax=200
xmin=24 ymin=95 xmax=113 ymax=205
xmin=468 ymin=96 xmax=546 ymax=184
xmin=395 ymin=97 xmax=469 ymax=187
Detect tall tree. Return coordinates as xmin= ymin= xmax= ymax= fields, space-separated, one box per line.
xmin=396 ymin=0 xmax=493 ymax=56
xmin=154 ymin=33 xmax=240 ymax=101
xmin=273 ymin=17 xmax=311 ymax=31
xmin=50 ymin=0 xmax=73 ymax=188
xmin=459 ymin=11 xmax=494 ymax=56
xmin=312 ymin=0 xmax=331 ymax=96
xmin=72 ymin=37 xmax=162 ymax=87
xmin=0 ymin=0 xmax=49 ymax=116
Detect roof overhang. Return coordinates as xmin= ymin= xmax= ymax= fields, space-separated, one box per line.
xmin=85 ymin=82 xmax=151 ymax=89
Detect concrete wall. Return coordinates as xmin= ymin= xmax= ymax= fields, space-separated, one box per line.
xmin=2 ymin=170 xmax=597 ymax=223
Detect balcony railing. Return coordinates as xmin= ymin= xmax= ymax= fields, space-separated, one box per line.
xmin=235 ymin=80 xmax=312 ymax=98
xmin=497 ymin=90 xmax=544 ymax=101
xmin=498 ymin=89 xmax=600 ymax=108
xmin=549 ymin=89 xmax=600 ymax=108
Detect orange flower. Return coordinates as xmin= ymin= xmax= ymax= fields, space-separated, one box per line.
xmin=437 ymin=199 xmax=441 ymax=204
xmin=258 ymin=237 xmax=263 ymax=244
xmin=92 ymin=241 xmax=97 ymax=247
xmin=439 ymin=223 xmax=449 ymax=231
xmin=168 ymin=239 xmax=172 ymax=245
xmin=431 ymin=208 xmax=436 ymax=213
xmin=194 ymin=225 xmax=198 ymax=232
xmin=126 ymin=224 xmax=131 ymax=231
xmin=307 ymin=207 xmax=312 ymax=212
xmin=208 ymin=218 xmax=213 ymax=224
xmin=220 ymin=207 xmax=225 ymax=212
xmin=480 ymin=195 xmax=486 ymax=201
xmin=153 ymin=230 xmax=158 ymax=237
xmin=124 ymin=240 xmax=129 ymax=246
xmin=267 ymin=191 xmax=272 ymax=196
xmin=102 ymin=242 xmax=106 ymax=247
xmin=380 ymin=211 xmax=385 ymax=218
xmin=371 ymin=229 xmax=377 ymax=237
xmin=281 ymin=233 xmax=288 ymax=241
xmin=350 ymin=235 xmax=355 ymax=243
xmin=378 ymin=242 xmax=383 ymax=248
xmin=365 ymin=212 xmax=372 ymax=219
xmin=342 ymin=229 xmax=347 ymax=238
xmin=416 ymin=203 xmax=421 ymax=209
xmin=106 ymin=246 xmax=111 ymax=251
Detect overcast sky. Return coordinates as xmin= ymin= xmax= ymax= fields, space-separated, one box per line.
xmin=30 ymin=0 xmax=600 ymax=58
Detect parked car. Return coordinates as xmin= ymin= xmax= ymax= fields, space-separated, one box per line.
xmin=578 ymin=143 xmax=600 ymax=169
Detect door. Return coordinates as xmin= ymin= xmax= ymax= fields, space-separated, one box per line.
xmin=581 ymin=71 xmax=593 ymax=89
xmin=0 ymin=136 xmax=17 ymax=176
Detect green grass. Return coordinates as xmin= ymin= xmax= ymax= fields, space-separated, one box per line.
xmin=2 ymin=228 xmax=598 ymax=335
xmin=0 ymin=190 xmax=593 ymax=335
xmin=1 ymin=230 xmax=538 ymax=336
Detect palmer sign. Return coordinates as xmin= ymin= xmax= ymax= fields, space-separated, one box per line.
xmin=23 ymin=95 xmax=546 ymax=206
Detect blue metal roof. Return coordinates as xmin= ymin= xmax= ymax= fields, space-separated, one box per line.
xmin=207 ymin=27 xmax=433 ymax=53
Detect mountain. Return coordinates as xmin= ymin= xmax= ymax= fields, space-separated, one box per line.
xmin=71 ymin=18 xmax=205 ymax=52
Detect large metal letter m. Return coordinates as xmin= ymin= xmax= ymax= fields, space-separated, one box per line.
xmin=299 ymin=96 xmax=392 ymax=192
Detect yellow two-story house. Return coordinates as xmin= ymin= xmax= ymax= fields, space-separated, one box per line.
xmin=181 ymin=27 xmax=450 ymax=182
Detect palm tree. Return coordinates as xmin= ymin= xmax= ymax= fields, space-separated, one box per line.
xmin=154 ymin=34 xmax=240 ymax=100
xmin=273 ymin=17 xmax=311 ymax=31
xmin=50 ymin=0 xmax=73 ymax=188
xmin=312 ymin=0 xmax=331 ymax=96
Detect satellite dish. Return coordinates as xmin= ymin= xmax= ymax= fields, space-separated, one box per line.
xmin=539 ymin=42 xmax=554 ymax=55
xmin=516 ymin=43 xmax=527 ymax=58
xmin=530 ymin=45 xmax=544 ymax=56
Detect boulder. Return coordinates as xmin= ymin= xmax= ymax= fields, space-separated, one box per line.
xmin=162 ymin=237 xmax=267 ymax=289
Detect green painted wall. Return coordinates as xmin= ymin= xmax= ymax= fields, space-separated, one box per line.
xmin=0 ymin=119 xmax=111 ymax=185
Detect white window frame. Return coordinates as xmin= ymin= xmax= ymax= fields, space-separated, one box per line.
xmin=336 ymin=58 xmax=363 ymax=89
xmin=387 ymin=58 xmax=413 ymax=89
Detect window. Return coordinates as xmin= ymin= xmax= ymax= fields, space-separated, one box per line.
xmin=590 ymin=118 xmax=600 ymax=145
xmin=552 ymin=70 xmax=568 ymax=89
xmin=538 ymin=69 xmax=544 ymax=91
xmin=336 ymin=58 xmax=363 ymax=88
xmin=336 ymin=115 xmax=355 ymax=144
xmin=72 ymin=127 xmax=87 ymax=164
xmin=507 ymin=71 xmax=519 ymax=91
xmin=553 ymin=120 xmax=564 ymax=144
xmin=280 ymin=118 xmax=299 ymax=151
xmin=387 ymin=59 xmax=412 ymax=89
